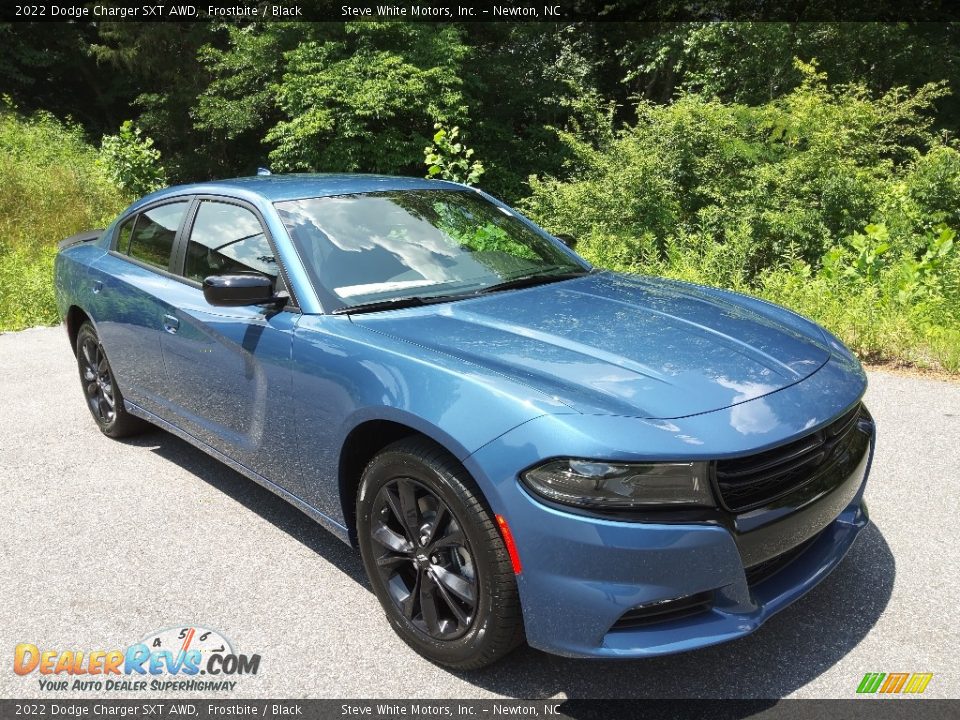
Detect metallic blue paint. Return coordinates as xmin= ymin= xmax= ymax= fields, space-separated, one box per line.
xmin=350 ymin=272 xmax=837 ymax=418
xmin=55 ymin=174 xmax=874 ymax=659
xmin=463 ymin=359 xmax=872 ymax=657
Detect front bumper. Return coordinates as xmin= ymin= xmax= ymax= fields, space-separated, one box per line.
xmin=464 ymin=364 xmax=875 ymax=658
xmin=600 ymin=497 xmax=869 ymax=658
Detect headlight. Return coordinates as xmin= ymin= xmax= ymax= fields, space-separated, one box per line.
xmin=520 ymin=458 xmax=714 ymax=509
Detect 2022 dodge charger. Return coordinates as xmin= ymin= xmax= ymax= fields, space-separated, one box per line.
xmin=54 ymin=175 xmax=875 ymax=669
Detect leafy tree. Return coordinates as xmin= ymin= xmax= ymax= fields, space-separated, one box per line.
xmin=0 ymin=22 xmax=134 ymax=134
xmin=424 ymin=123 xmax=484 ymax=185
xmin=453 ymin=23 xmax=607 ymax=200
xmin=192 ymin=21 xmax=307 ymax=176
xmin=623 ymin=23 xmax=960 ymax=115
xmin=91 ymin=22 xmax=218 ymax=179
xmin=264 ymin=23 xmax=469 ymax=174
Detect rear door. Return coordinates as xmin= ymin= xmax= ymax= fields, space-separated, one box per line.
xmin=154 ymin=197 xmax=302 ymax=485
xmin=89 ymin=199 xmax=191 ymax=416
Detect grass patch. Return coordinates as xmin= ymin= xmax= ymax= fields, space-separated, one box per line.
xmin=0 ymin=106 xmax=128 ymax=331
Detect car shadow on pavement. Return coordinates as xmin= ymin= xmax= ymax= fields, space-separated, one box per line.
xmin=124 ymin=428 xmax=895 ymax=701
xmin=123 ymin=429 xmax=369 ymax=587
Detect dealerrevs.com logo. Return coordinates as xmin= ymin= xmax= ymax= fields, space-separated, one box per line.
xmin=13 ymin=626 xmax=261 ymax=692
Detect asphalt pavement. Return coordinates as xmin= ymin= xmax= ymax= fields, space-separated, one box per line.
xmin=1 ymin=326 xmax=958 ymax=699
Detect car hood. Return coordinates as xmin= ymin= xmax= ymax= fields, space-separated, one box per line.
xmin=351 ymin=272 xmax=832 ymax=418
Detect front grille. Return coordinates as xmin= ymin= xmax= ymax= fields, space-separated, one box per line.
xmin=744 ymin=530 xmax=823 ymax=586
xmin=715 ymin=403 xmax=863 ymax=512
xmin=610 ymin=591 xmax=714 ymax=630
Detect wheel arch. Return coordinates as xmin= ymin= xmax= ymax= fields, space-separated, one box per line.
xmin=337 ymin=414 xmax=478 ymax=547
xmin=65 ymin=305 xmax=93 ymax=355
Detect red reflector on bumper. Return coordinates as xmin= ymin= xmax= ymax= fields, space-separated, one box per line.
xmin=495 ymin=514 xmax=522 ymax=575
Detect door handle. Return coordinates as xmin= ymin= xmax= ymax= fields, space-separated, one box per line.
xmin=162 ymin=314 xmax=180 ymax=334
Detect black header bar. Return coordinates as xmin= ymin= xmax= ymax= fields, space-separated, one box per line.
xmin=4 ymin=0 xmax=960 ymax=23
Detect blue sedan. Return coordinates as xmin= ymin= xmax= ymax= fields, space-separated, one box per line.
xmin=54 ymin=175 xmax=874 ymax=668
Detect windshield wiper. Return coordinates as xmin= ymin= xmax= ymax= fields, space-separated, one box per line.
xmin=334 ymin=269 xmax=591 ymax=315
xmin=332 ymin=294 xmax=462 ymax=315
xmin=477 ymin=269 xmax=591 ymax=295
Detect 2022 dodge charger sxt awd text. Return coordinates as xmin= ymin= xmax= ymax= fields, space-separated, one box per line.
xmin=54 ymin=175 xmax=875 ymax=669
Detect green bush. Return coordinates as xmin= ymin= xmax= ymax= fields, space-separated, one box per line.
xmin=0 ymin=104 xmax=129 ymax=331
xmin=98 ymin=120 xmax=167 ymax=198
xmin=523 ymin=63 xmax=960 ymax=371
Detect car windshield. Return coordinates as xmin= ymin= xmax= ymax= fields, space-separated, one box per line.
xmin=274 ymin=189 xmax=587 ymax=309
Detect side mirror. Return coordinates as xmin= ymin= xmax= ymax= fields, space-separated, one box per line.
xmin=556 ymin=233 xmax=578 ymax=250
xmin=203 ymin=274 xmax=277 ymax=307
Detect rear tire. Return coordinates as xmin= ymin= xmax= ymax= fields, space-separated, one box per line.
xmin=76 ymin=322 xmax=147 ymax=438
xmin=357 ymin=437 xmax=524 ymax=670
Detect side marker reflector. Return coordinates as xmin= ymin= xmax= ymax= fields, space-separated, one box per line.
xmin=495 ymin=514 xmax=522 ymax=575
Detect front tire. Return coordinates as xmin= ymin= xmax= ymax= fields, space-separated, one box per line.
xmin=76 ymin=322 xmax=147 ymax=438
xmin=357 ymin=437 xmax=523 ymax=670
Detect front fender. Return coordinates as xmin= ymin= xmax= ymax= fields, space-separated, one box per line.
xmin=290 ymin=315 xmax=559 ymax=525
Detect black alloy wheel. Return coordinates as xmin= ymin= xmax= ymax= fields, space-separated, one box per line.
xmin=370 ymin=477 xmax=478 ymax=640
xmin=79 ymin=334 xmax=117 ymax=425
xmin=75 ymin=322 xmax=147 ymax=438
xmin=357 ymin=437 xmax=523 ymax=669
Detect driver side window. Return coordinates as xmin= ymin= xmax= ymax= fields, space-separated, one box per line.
xmin=185 ymin=201 xmax=279 ymax=283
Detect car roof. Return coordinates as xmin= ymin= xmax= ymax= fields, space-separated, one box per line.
xmin=130 ymin=173 xmax=471 ymax=210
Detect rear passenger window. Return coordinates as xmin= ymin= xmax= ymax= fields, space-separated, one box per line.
xmin=116 ymin=218 xmax=135 ymax=254
xmin=126 ymin=201 xmax=189 ymax=270
xmin=184 ymin=201 xmax=278 ymax=282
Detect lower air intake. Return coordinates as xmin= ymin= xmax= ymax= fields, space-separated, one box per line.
xmin=610 ymin=591 xmax=714 ymax=631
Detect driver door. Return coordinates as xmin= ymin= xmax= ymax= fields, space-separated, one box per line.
xmin=155 ymin=198 xmax=302 ymax=486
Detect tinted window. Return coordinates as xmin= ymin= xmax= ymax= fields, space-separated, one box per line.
xmin=116 ymin=217 xmax=135 ymax=254
xmin=127 ymin=202 xmax=189 ymax=269
xmin=185 ymin=201 xmax=278 ymax=282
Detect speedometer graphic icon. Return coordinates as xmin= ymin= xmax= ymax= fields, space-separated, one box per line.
xmin=140 ymin=626 xmax=234 ymax=672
